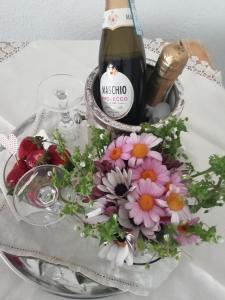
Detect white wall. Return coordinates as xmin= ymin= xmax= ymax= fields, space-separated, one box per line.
xmin=0 ymin=0 xmax=225 ymax=76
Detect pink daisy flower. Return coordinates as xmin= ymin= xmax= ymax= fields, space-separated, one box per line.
xmin=174 ymin=220 xmax=200 ymax=246
xmin=165 ymin=171 xmax=188 ymax=196
xmin=165 ymin=188 xmax=192 ymax=224
xmin=125 ymin=179 xmax=166 ymax=228
xmin=102 ymin=136 xmax=132 ymax=169
xmin=132 ymin=158 xmax=170 ymax=186
xmin=118 ymin=205 xmax=160 ymax=240
xmin=174 ymin=233 xmax=200 ymax=246
xmin=127 ymin=133 xmax=162 ymax=168
xmin=126 ymin=133 xmax=162 ymax=168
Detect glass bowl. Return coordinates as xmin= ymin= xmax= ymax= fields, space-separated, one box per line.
xmin=3 ymin=155 xmax=67 ymax=227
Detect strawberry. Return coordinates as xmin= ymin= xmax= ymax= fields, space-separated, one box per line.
xmin=26 ymin=149 xmax=49 ymax=169
xmin=47 ymin=144 xmax=70 ymax=166
xmin=18 ymin=136 xmax=44 ymax=160
xmin=6 ymin=160 xmax=29 ymax=189
xmin=27 ymin=190 xmax=43 ymax=208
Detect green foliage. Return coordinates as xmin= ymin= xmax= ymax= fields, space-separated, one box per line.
xmin=209 ymin=155 xmax=225 ymax=179
xmin=188 ymin=223 xmax=220 ymax=243
xmin=61 ymin=202 xmax=85 ymax=216
xmin=136 ymin=221 xmax=220 ymax=259
xmin=70 ymin=145 xmax=95 ymax=196
xmin=97 ymin=216 xmax=122 ymax=244
xmin=68 ymin=127 xmax=110 ymax=196
xmin=188 ymin=155 xmax=225 ymax=213
xmin=90 ymin=126 xmax=111 ymax=157
xmin=52 ymin=129 xmax=66 ymax=154
xmin=81 ymin=224 xmax=97 ymax=238
xmin=51 ymin=167 xmax=71 ymax=189
xmin=136 ymin=237 xmax=146 ymax=252
xmin=141 ymin=116 xmax=188 ymax=159
xmin=136 ymin=227 xmax=180 ymax=259
xmin=146 ymin=238 xmax=180 ymax=259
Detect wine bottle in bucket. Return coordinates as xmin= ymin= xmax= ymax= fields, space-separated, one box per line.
xmin=99 ymin=0 xmax=146 ymax=125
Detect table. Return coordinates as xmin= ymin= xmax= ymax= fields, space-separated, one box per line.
xmin=0 ymin=40 xmax=225 ymax=300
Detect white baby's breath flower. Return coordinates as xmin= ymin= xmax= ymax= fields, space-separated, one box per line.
xmin=166 ymin=137 xmax=172 ymax=142
xmin=80 ymin=161 xmax=86 ymax=168
xmin=164 ymin=120 xmax=169 ymax=125
xmin=100 ymin=133 xmax=105 ymax=140
xmin=173 ymin=128 xmax=178 ymax=134
xmin=164 ymin=234 xmax=170 ymax=241
xmin=218 ymin=237 xmax=224 ymax=244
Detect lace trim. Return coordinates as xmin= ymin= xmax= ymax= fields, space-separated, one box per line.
xmin=186 ymin=56 xmax=222 ymax=86
xmin=144 ymin=38 xmax=223 ymax=86
xmin=0 ymin=42 xmax=29 ymax=63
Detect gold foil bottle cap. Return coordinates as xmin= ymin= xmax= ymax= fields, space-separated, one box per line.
xmin=156 ymin=41 xmax=189 ymax=81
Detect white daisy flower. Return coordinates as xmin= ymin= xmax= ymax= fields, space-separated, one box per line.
xmin=98 ymin=240 xmax=133 ymax=267
xmin=98 ymin=167 xmax=135 ymax=200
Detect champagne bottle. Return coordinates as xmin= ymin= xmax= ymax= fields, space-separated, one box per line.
xmin=145 ymin=41 xmax=188 ymax=107
xmin=99 ymin=0 xmax=146 ymax=125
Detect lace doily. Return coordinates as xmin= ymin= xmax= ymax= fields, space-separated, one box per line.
xmin=0 ymin=40 xmax=222 ymax=86
xmin=0 ymin=42 xmax=28 ymax=63
xmin=144 ymin=38 xmax=223 ymax=86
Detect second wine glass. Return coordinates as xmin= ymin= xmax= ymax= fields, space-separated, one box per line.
xmin=37 ymin=74 xmax=87 ymax=150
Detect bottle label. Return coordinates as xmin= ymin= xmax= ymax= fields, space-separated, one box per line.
xmin=103 ymin=8 xmax=134 ymax=30
xmin=100 ymin=64 xmax=134 ymax=120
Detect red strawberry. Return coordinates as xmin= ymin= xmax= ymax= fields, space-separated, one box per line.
xmin=48 ymin=144 xmax=70 ymax=166
xmin=6 ymin=160 xmax=29 ymax=189
xmin=26 ymin=149 xmax=49 ymax=169
xmin=18 ymin=136 xmax=44 ymax=160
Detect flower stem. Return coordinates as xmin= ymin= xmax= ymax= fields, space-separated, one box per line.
xmin=191 ymin=167 xmax=212 ymax=178
xmin=216 ymin=178 xmax=222 ymax=189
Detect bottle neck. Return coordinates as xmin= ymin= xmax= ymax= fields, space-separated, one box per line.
xmin=105 ymin=0 xmax=130 ymax=10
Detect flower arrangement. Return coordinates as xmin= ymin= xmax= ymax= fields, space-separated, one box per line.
xmin=12 ymin=117 xmax=225 ymax=268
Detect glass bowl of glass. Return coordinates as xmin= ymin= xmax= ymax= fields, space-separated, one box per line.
xmin=3 ymin=154 xmax=69 ymax=227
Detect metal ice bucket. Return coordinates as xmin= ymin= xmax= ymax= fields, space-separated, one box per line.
xmin=85 ymin=59 xmax=184 ymax=134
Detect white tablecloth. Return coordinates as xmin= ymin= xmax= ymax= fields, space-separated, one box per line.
xmin=0 ymin=40 xmax=225 ymax=300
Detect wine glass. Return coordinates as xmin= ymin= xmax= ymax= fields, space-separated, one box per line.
xmin=37 ymin=74 xmax=87 ymax=151
xmin=13 ymin=164 xmax=67 ymax=227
